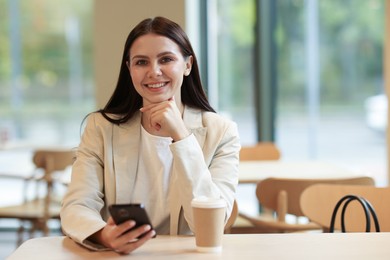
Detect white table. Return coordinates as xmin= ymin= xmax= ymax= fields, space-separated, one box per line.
xmin=7 ymin=233 xmax=390 ymax=260
xmin=238 ymin=160 xmax=365 ymax=184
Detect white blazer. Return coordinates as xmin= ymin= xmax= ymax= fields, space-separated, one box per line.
xmin=60 ymin=106 xmax=240 ymax=250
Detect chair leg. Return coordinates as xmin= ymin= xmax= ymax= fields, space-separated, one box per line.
xmin=29 ymin=221 xmax=37 ymax=239
xmin=17 ymin=222 xmax=25 ymax=247
xmin=35 ymin=219 xmax=49 ymax=236
xmin=42 ymin=222 xmax=49 ymax=236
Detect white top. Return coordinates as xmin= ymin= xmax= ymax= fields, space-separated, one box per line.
xmin=132 ymin=126 xmax=173 ymax=233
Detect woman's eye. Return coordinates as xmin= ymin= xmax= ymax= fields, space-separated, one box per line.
xmin=135 ymin=60 xmax=148 ymax=66
xmin=160 ymin=57 xmax=173 ymax=63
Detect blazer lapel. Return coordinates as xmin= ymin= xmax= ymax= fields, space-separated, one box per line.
xmin=183 ymin=106 xmax=207 ymax=148
xmin=113 ymin=112 xmax=141 ymax=204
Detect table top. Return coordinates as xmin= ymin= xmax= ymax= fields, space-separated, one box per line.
xmin=238 ymin=160 xmax=365 ymax=184
xmin=7 ymin=233 xmax=390 ymax=260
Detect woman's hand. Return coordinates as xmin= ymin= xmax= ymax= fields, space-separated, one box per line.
xmin=89 ymin=217 xmax=156 ymax=254
xmin=140 ymin=98 xmax=190 ymax=141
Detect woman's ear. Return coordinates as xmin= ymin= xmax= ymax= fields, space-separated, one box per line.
xmin=184 ymin=56 xmax=193 ymax=76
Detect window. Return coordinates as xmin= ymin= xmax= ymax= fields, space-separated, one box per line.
xmin=275 ymin=0 xmax=386 ymax=185
xmin=206 ymin=0 xmax=257 ymax=144
xmin=0 ymin=0 xmax=94 ymax=148
xmin=205 ymin=0 xmax=387 ymax=186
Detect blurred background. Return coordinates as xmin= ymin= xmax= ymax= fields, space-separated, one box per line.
xmin=0 ymin=0 xmax=388 ymax=256
xmin=1 ymin=0 xmax=386 ymax=181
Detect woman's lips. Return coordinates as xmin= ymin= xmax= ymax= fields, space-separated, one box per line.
xmin=145 ymin=82 xmax=168 ymax=88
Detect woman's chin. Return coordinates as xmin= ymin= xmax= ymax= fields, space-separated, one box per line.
xmin=143 ymin=96 xmax=170 ymax=104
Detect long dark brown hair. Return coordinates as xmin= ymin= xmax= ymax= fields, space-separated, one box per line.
xmin=99 ymin=16 xmax=215 ymax=124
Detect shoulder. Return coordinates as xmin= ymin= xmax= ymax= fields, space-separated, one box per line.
xmin=202 ymin=111 xmax=239 ymax=136
xmin=84 ymin=111 xmax=140 ymax=129
xmin=185 ymin=107 xmax=238 ymax=136
xmin=84 ymin=112 xmax=112 ymax=128
xmin=185 ymin=106 xmax=237 ymax=127
xmin=202 ymin=111 xmax=231 ymax=123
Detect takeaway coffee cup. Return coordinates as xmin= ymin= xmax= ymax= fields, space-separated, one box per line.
xmin=191 ymin=197 xmax=226 ymax=253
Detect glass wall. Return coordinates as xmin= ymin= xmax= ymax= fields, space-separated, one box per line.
xmin=208 ymin=0 xmax=386 ymax=186
xmin=207 ymin=0 xmax=257 ymax=145
xmin=0 ymin=0 xmax=94 ymax=148
xmin=275 ymin=0 xmax=386 ymax=185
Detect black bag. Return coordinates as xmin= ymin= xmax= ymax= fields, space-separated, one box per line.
xmin=329 ymin=194 xmax=380 ymax=232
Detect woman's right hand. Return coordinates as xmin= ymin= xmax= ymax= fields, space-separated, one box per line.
xmin=90 ymin=217 xmax=156 ymax=254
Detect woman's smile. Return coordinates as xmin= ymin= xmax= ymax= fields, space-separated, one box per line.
xmin=145 ymin=82 xmax=168 ymax=89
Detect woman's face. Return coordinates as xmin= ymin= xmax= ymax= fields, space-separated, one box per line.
xmin=128 ymin=33 xmax=192 ymax=106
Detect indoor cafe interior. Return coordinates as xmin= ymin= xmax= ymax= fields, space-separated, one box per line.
xmin=1 ymin=0 xmax=390 ymax=259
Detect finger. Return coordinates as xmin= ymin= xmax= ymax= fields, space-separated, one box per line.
xmin=123 ymin=224 xmax=152 ymax=242
xmin=139 ymin=102 xmax=161 ymax=112
xmin=107 ymin=217 xmax=116 ymax=225
xmin=116 ymin=220 xmax=136 ymax=236
xmin=154 ymin=123 xmax=161 ymax=131
xmin=117 ymin=229 xmax=156 ymax=255
xmin=107 ymin=221 xmax=138 ymax=250
xmin=148 ymin=110 xmax=162 ymax=130
xmin=139 ymin=106 xmax=148 ymax=112
xmin=140 ymin=96 xmax=175 ymax=112
xmin=113 ymin=225 xmax=153 ymax=253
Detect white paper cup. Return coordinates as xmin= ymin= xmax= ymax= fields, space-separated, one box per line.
xmin=191 ymin=197 xmax=226 ymax=253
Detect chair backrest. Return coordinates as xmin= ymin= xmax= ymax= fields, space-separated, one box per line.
xmin=301 ymin=184 xmax=390 ymax=232
xmin=240 ymin=142 xmax=281 ymax=161
xmin=256 ymin=177 xmax=375 ymax=221
xmin=33 ymin=149 xmax=75 ymax=176
xmin=32 ymin=149 xmax=75 ymax=217
xmin=224 ymin=200 xmax=238 ymax=233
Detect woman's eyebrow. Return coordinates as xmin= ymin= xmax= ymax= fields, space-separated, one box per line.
xmin=131 ymin=51 xmax=177 ymax=60
xmin=157 ymin=51 xmax=176 ymax=57
xmin=131 ymin=55 xmax=148 ymax=60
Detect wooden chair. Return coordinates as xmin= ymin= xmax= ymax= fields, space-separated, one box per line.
xmin=301 ymin=184 xmax=390 ymax=232
xmin=0 ymin=149 xmax=75 ymax=245
xmin=239 ymin=142 xmax=281 ymax=161
xmin=233 ymin=142 xmax=281 ymax=232
xmin=224 ymin=200 xmax=238 ymax=234
xmin=237 ymin=176 xmax=375 ymax=233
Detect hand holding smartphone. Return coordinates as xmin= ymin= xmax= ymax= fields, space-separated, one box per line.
xmin=108 ymin=203 xmax=156 ymax=238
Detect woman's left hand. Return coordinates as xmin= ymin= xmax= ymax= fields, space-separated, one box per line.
xmin=140 ymin=98 xmax=190 ymax=141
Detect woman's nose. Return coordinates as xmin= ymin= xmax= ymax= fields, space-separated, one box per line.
xmin=148 ymin=63 xmax=162 ymax=77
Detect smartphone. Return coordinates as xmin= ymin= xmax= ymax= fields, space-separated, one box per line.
xmin=108 ymin=203 xmax=156 ymax=238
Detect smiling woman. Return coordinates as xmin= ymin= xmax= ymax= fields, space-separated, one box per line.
xmin=129 ymin=34 xmax=193 ymax=139
xmin=60 ymin=16 xmax=240 ymax=255
xmin=128 ymin=34 xmax=192 ymax=110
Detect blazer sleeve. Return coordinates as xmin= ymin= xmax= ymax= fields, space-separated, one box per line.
xmin=169 ymin=114 xmax=240 ymax=232
xmin=60 ymin=113 xmax=109 ymax=251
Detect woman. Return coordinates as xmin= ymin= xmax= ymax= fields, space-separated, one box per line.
xmin=61 ymin=16 xmax=240 ymax=254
